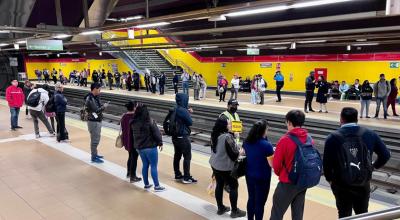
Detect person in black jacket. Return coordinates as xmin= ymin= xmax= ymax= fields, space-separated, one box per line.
xmin=54 ymin=83 xmax=68 ymax=142
xmin=323 ymin=107 xmax=390 ymax=218
xmin=304 ymin=71 xmax=315 ymax=113
xmin=144 ymin=71 xmax=151 ymax=92
xmin=131 ymin=103 xmax=165 ymax=192
xmin=85 ymin=83 xmax=109 ymax=163
xmin=172 ymin=93 xmax=197 ymax=184
xmin=159 ymin=72 xmax=166 ymax=95
xmin=173 ymin=72 xmax=179 ymax=94
xmin=91 ymin=70 xmax=99 ymax=84
xmin=107 ymin=71 xmax=114 ymax=90
xmin=133 ymin=72 xmax=140 ymax=91
xmin=316 ymin=75 xmax=329 ymax=113
xmin=360 ymin=80 xmax=373 ymax=118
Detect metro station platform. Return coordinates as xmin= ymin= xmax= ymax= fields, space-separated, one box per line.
xmin=0 ymin=98 xmax=393 ymax=220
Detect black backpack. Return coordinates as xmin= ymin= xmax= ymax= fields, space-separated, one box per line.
xmin=332 ymin=127 xmax=373 ymax=186
xmin=163 ymin=108 xmax=177 ymax=136
xmin=26 ymin=90 xmax=41 ymax=107
xmin=45 ymin=95 xmax=56 ymax=113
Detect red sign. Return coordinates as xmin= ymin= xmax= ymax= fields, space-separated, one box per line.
xmin=314 ymin=68 xmax=328 ymax=81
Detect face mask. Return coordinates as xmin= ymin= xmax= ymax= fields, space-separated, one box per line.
xmin=229 ymin=106 xmax=237 ymax=113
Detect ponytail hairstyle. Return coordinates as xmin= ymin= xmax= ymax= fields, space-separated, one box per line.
xmin=245 ymin=119 xmax=269 ymax=144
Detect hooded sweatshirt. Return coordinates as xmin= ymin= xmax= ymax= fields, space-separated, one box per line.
xmin=175 ymin=93 xmax=192 ymax=137
xmin=374 ymin=80 xmax=391 ymax=98
xmin=6 ymin=85 xmax=24 ymax=108
xmin=273 ymin=127 xmax=312 ymax=183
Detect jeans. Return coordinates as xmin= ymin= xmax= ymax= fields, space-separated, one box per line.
xmin=375 ymin=97 xmax=388 ymax=117
xmin=360 ymin=99 xmax=371 ymax=117
xmin=87 ymin=121 xmax=102 ymax=158
xmin=304 ymin=91 xmax=314 ymax=111
xmin=182 ymin=81 xmax=189 ymax=95
xmin=10 ymin=107 xmax=20 ymax=128
xmin=251 ymin=90 xmax=257 ymax=104
xmin=194 ymin=88 xmax=200 ymax=100
xmin=56 ymin=112 xmax=67 ymax=141
xmin=172 ymin=136 xmax=192 ymax=178
xmin=331 ymin=183 xmax=370 ymax=218
xmin=127 ymin=149 xmax=139 ymax=178
xmin=115 ymin=80 xmax=121 ymax=89
xmin=37 ymin=76 xmax=42 ymax=82
xmin=213 ymin=168 xmax=239 ymax=211
xmin=230 ymin=88 xmax=238 ymax=100
xmin=101 ymin=79 xmax=106 ymax=88
xmin=29 ymin=110 xmax=54 ymax=135
xmin=276 ymin=81 xmax=284 ymax=101
xmin=246 ymin=176 xmax=271 ymax=220
xmin=138 ymin=147 xmax=160 ymax=187
xmin=270 ymin=182 xmax=306 ymax=220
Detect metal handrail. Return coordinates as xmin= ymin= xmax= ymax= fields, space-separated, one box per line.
xmin=339 ymin=206 xmax=400 ymax=220
xmin=158 ymin=49 xmax=194 ymax=74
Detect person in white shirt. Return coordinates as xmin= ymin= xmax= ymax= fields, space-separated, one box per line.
xmin=257 ymin=74 xmax=267 ymax=105
xmin=27 ymin=86 xmax=55 ymax=138
xmin=199 ymin=74 xmax=207 ymax=99
xmin=230 ymin=74 xmax=240 ymax=100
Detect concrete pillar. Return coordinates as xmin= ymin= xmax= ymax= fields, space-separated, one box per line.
xmin=386 ymin=0 xmax=400 ymax=15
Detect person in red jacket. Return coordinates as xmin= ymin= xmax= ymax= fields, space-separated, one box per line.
xmin=6 ymin=80 xmax=25 ymax=131
xmin=270 ymin=110 xmax=311 ymax=220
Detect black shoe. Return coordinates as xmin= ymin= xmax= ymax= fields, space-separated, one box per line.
xmin=10 ymin=127 xmax=16 ymax=131
xmin=309 ymin=109 xmax=315 ymax=112
xmin=126 ymin=173 xmax=130 ymax=179
xmin=230 ymin=208 xmax=246 ymax=218
xmin=276 ymin=100 xmax=281 ymax=102
xmin=130 ymin=176 xmax=142 ymax=183
xmin=182 ymin=176 xmax=198 ymax=184
xmin=394 ymin=114 xmax=399 ymax=117
xmin=217 ymin=206 xmax=230 ymax=215
xmin=366 ymin=116 xmax=371 ymax=118
xmin=318 ymin=110 xmax=322 ymax=113
xmin=304 ymin=110 xmax=308 ymax=113
xmin=175 ymin=175 xmax=183 ymax=181
xmin=15 ymin=126 xmax=23 ymax=129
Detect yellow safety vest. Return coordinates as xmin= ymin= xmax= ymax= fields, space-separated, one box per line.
xmin=221 ymin=111 xmax=240 ymax=122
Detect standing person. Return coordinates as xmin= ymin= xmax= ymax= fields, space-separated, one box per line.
xmin=43 ymin=69 xmax=50 ymax=84
xmin=91 ymin=70 xmax=99 ymax=84
xmin=270 ymin=110 xmax=312 ymax=220
xmin=192 ymin=72 xmax=201 ymax=100
xmin=107 ymin=70 xmax=114 ymax=90
xmin=304 ymin=71 xmax=316 ymax=113
xmin=250 ymin=75 xmax=258 ymax=104
xmin=199 ymin=74 xmax=207 ymax=99
xmin=59 ymin=69 xmax=64 ymax=83
xmin=84 ymin=83 xmax=109 ymax=163
xmin=339 ymin=81 xmax=349 ymax=101
xmin=181 ymin=71 xmax=190 ymax=96
xmin=126 ymin=72 xmax=133 ymax=91
xmin=120 ymin=101 xmax=142 ymax=183
xmin=274 ymin=71 xmax=284 ymax=102
xmin=122 ymin=72 xmax=127 ymax=90
xmin=172 ymin=93 xmax=197 ymax=184
xmin=76 ymin=71 xmax=82 ymax=86
xmin=218 ymin=76 xmax=228 ymax=102
xmin=51 ymin=68 xmax=58 ymax=84
xmin=360 ymin=80 xmax=373 ymax=118
xmin=243 ymin=120 xmax=274 ymax=220
xmin=70 ymin=70 xmax=77 ymax=85
xmin=387 ymin=78 xmax=398 ymax=116
xmin=35 ymin=70 xmax=42 ymax=83
xmin=144 ymin=70 xmax=151 ymax=92
xmin=131 ymin=103 xmax=165 ymax=192
xmin=323 ymin=107 xmax=390 ymax=218
xmin=316 ymin=75 xmax=329 ymax=113
xmin=151 ymin=73 xmax=157 ymax=94
xmin=6 ymin=80 xmax=24 ymax=131
xmin=230 ymin=74 xmax=240 ymax=100
xmin=374 ymin=74 xmax=391 ymax=119
xmin=23 ymin=80 xmax=33 ymax=119
xmin=133 ymin=71 xmax=140 ymax=91
xmin=257 ymin=75 xmax=266 ymax=105
xmin=209 ymin=117 xmax=246 ymax=218
xmin=159 ymin=72 xmax=166 ymax=95
xmin=114 ymin=71 xmax=121 ymax=90
xmin=173 ymin=72 xmax=179 ymax=94
xmin=54 ymin=83 xmax=68 ymax=142
xmin=82 ymin=69 xmax=88 ymax=87
xmin=101 ymin=69 xmax=107 ymax=88
xmin=27 ymin=86 xmax=54 ymax=138
xmin=42 ymin=84 xmax=57 ymax=132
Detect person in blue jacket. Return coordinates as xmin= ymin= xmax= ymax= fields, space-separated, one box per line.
xmin=172 ymin=93 xmax=197 ymax=184
xmin=274 ymin=71 xmax=284 ymax=102
xmin=54 ymin=83 xmax=69 ymax=142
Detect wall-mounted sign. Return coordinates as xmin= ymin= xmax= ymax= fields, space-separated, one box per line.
xmin=247 ymin=48 xmax=259 ymax=55
xmin=390 ymin=62 xmax=399 ymax=68
xmin=260 ymin=63 xmax=272 ymax=68
xmin=128 ymin=28 xmax=135 ymax=39
xmin=27 ymin=39 xmax=63 ymax=51
xmin=9 ymin=57 xmax=18 ymax=66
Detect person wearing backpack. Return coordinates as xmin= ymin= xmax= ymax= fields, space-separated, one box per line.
xmin=27 ymin=86 xmax=55 ymax=138
xmin=323 ymin=107 xmax=390 ymax=218
xmin=6 ymin=80 xmax=25 ymax=131
xmin=23 ymin=80 xmax=33 ymax=119
xmin=270 ymin=110 xmax=322 ymax=220
xmin=373 ymin=74 xmax=391 ymax=119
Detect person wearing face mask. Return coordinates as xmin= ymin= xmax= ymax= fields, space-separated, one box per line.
xmin=219 ymin=99 xmax=241 ymax=143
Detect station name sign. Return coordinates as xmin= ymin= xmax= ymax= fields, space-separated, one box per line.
xmin=27 ymin=39 xmax=63 ymax=51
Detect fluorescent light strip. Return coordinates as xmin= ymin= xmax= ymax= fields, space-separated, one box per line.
xmin=268 ymin=42 xmax=291 ymax=45
xmin=298 ymin=40 xmax=327 ymax=44
xmin=352 ymin=42 xmax=379 ymax=46
xmin=16 ymin=40 xmax=26 ymax=44
xmin=0 ymin=30 xmax=10 ymax=33
xmin=80 ymin=30 xmax=102 ymax=35
xmin=292 ymin=0 xmax=354 ymax=8
xmin=225 ymin=5 xmax=289 ymax=17
xmin=135 ymin=22 xmax=170 ymax=28
xmin=54 ymin=34 xmax=71 ymax=39
xmin=272 ymin=47 xmax=288 ymax=50
xmin=0 ymin=43 xmax=8 ymax=47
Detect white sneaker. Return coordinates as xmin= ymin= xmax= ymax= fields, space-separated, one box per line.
xmin=35 ymin=134 xmax=41 ymax=139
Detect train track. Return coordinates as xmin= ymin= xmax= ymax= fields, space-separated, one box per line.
xmin=58 ymin=87 xmax=400 ymax=195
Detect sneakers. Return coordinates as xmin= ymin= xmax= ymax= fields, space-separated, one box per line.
xmin=15 ymin=126 xmax=23 ymax=129
xmin=91 ymin=157 xmax=104 ymax=163
xmin=174 ymin=175 xmax=183 ymax=181
xmin=144 ymin=184 xmax=153 ymax=190
xmin=10 ymin=128 xmax=16 ymax=131
xmin=217 ymin=206 xmax=231 ymax=215
xmin=230 ymin=208 xmax=246 ymax=218
xmin=182 ymin=176 xmax=198 ymax=184
xmin=154 ymin=186 xmax=166 ymax=192
xmin=95 ymin=155 xmax=104 ymax=159
xmin=126 ymin=173 xmax=130 ymax=179
xmin=130 ymin=176 xmax=142 ymax=183
xmin=309 ymin=109 xmax=315 ymax=112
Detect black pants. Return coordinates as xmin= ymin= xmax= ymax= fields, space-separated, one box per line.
xmin=276 ymin=82 xmax=284 ymax=101
xmin=56 ymin=112 xmax=67 ymax=141
xmin=213 ymin=168 xmax=239 ymax=211
xmin=174 ymin=83 xmax=178 ymax=94
xmin=52 ymin=76 xmax=57 ymax=84
xmin=44 ymin=77 xmax=50 ymax=84
xmin=259 ymin=91 xmax=264 ymax=105
xmin=159 ymin=84 xmax=165 ymax=95
xmin=305 ymin=91 xmax=315 ymax=111
xmin=145 ymin=81 xmax=149 ymax=92
xmin=151 ymin=84 xmax=156 ymax=94
xmin=172 ymin=136 xmax=192 ymax=178
xmin=83 ymin=78 xmax=87 ymax=87
xmin=134 ymin=82 xmax=139 ymax=91
xmin=49 ymin=116 xmax=55 ymax=132
xmin=270 ymin=182 xmax=306 ymax=220
xmin=246 ymin=176 xmax=271 ymax=220
xmin=219 ymin=88 xmax=226 ymax=101
xmin=108 ymin=79 xmax=113 ymax=90
xmin=127 ymin=149 xmax=139 ymax=178
xmin=331 ymin=183 xmax=370 ymax=218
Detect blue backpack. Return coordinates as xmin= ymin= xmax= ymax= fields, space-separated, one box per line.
xmin=288 ymin=134 xmax=322 ymax=189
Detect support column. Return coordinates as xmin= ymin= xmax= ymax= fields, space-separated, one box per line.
xmin=83 ymin=0 xmax=90 ymax=27
xmin=55 ymin=0 xmax=63 ymax=26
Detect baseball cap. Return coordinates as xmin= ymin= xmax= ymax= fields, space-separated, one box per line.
xmin=228 ymin=99 xmax=239 ymax=106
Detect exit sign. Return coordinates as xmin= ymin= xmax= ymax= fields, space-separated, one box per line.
xmin=390 ymin=62 xmax=399 ymax=68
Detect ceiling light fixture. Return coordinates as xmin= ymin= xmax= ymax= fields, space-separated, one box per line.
xmin=80 ymin=30 xmax=102 ymax=35
xmin=17 ymin=40 xmax=26 ymax=44
xmin=298 ymin=40 xmax=327 ymax=44
xmin=347 ymin=45 xmax=351 ymax=51
xmin=14 ymin=44 xmax=19 ymax=50
xmin=99 ymin=51 xmax=102 ymax=56
xmin=291 ymin=0 xmax=355 ymax=8
xmin=268 ymin=42 xmax=291 ymax=45
xmin=124 ymin=15 xmax=143 ymax=21
xmin=135 ymin=22 xmax=170 ymax=28
xmin=54 ymin=34 xmax=71 ymax=39
xmin=356 ymin=39 xmax=368 ymax=42
xmin=0 ymin=43 xmax=9 ymax=47
xmin=225 ymin=5 xmax=289 ymax=17
xmin=290 ymin=42 xmax=296 ymax=49
xmin=272 ymin=47 xmax=288 ymax=50
xmin=0 ymin=30 xmax=10 ymax=33
xmin=352 ymin=42 xmax=379 ymax=46
xmin=247 ymin=43 xmax=266 ymax=48
xmin=57 ymin=54 xmax=60 ymax=57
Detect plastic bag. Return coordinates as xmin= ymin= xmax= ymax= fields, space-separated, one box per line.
xmin=207 ymin=177 xmax=216 ymax=197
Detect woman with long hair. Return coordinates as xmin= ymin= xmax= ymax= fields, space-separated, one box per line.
xmin=243 ymin=120 xmax=274 ymax=220
xmin=131 ymin=103 xmax=165 ymax=192
xmin=209 ymin=118 xmax=246 ymax=218
xmin=387 ymin=78 xmax=399 ymax=116
xmin=360 ymin=80 xmax=373 ymax=118
xmin=316 ymin=75 xmax=329 ymax=113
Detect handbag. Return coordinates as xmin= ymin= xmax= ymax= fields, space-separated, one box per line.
xmin=215 ymin=88 xmax=219 ymax=96
xmin=115 ymin=116 xmax=124 ymax=148
xmin=231 ymin=157 xmax=247 ymax=179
